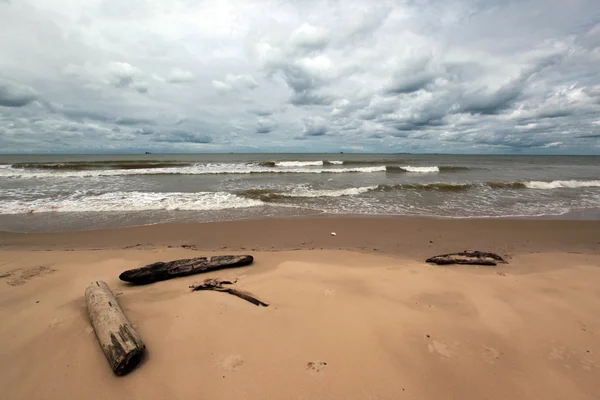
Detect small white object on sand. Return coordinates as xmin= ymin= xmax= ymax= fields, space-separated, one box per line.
xmin=331 ymin=232 xmax=337 ymax=236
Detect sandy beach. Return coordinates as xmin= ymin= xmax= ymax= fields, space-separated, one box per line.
xmin=1 ymin=217 xmax=599 ymax=399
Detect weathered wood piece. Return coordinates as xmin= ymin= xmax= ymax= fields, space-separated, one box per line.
xmin=190 ymin=278 xmax=269 ymax=307
xmin=85 ymin=281 xmax=145 ymax=376
xmin=119 ymin=255 xmax=254 ymax=285
xmin=426 ymin=250 xmax=507 ymax=266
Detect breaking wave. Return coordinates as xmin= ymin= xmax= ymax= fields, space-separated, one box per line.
xmin=385 ymin=165 xmax=471 ymax=173
xmin=386 ymin=165 xmax=440 ymax=173
xmin=4 ymin=161 xmax=476 ymax=177
xmin=0 ymin=191 xmax=262 ymax=214
xmin=10 ymin=161 xmax=193 ymax=171
xmin=273 ymin=161 xmax=324 ymax=167
xmin=257 ymin=160 xmax=349 ymax=167
xmin=3 ymin=179 xmax=598 ymax=215
xmin=238 ymin=180 xmax=600 ymax=201
xmin=238 ymin=186 xmax=378 ymax=201
xmin=0 ymin=163 xmax=387 ymax=178
xmin=525 ymin=180 xmax=600 ymax=189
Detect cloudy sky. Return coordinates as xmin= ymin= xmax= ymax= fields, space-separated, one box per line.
xmin=1 ymin=0 xmax=599 ymax=154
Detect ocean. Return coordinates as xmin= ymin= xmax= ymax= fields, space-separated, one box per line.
xmin=0 ymin=153 xmax=598 ymax=232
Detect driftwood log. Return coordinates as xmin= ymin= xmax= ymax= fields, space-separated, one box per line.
xmin=119 ymin=255 xmax=254 ymax=285
xmin=426 ymin=250 xmax=507 ymax=266
xmin=190 ymin=278 xmax=269 ymax=307
xmin=85 ymin=281 xmax=145 ymax=376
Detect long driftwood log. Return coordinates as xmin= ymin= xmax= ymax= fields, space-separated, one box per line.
xmin=119 ymin=255 xmax=254 ymax=285
xmin=85 ymin=281 xmax=145 ymax=376
xmin=426 ymin=250 xmax=507 ymax=266
xmin=190 ymin=278 xmax=269 ymax=307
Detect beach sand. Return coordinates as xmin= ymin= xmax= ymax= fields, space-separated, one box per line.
xmin=1 ymin=217 xmax=599 ymax=399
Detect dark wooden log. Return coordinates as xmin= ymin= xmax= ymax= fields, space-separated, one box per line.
xmin=119 ymin=255 xmax=254 ymax=285
xmin=85 ymin=281 xmax=145 ymax=376
xmin=426 ymin=250 xmax=507 ymax=266
xmin=190 ymin=278 xmax=269 ymax=307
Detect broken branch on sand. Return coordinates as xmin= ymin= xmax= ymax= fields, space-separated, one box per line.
xmin=119 ymin=255 xmax=254 ymax=285
xmin=190 ymin=278 xmax=269 ymax=307
xmin=426 ymin=250 xmax=507 ymax=266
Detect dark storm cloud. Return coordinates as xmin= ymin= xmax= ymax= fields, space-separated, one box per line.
xmin=387 ymin=75 xmax=434 ymax=95
xmin=304 ymin=128 xmax=326 ymax=136
xmin=256 ymin=117 xmax=277 ymax=133
xmin=386 ymin=57 xmax=438 ymax=95
xmin=248 ymin=107 xmax=273 ymax=116
xmin=115 ymin=75 xmax=134 ymax=88
xmin=115 ymin=117 xmax=156 ymax=125
xmin=290 ymin=91 xmax=332 ymax=106
xmin=531 ymin=108 xmax=574 ymax=119
xmin=302 ymin=117 xmax=327 ymax=136
xmin=393 ymin=117 xmax=445 ymax=131
xmin=55 ymin=108 xmax=111 ymax=123
xmin=153 ymin=131 xmax=213 ymax=144
xmin=457 ymin=80 xmax=523 ymax=115
xmin=135 ymin=127 xmax=154 ymax=135
xmin=273 ymin=63 xmax=333 ymax=106
xmin=0 ymin=81 xmax=37 ymax=107
xmin=456 ymin=55 xmax=563 ymax=115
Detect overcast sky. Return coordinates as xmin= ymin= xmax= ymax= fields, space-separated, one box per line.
xmin=1 ymin=0 xmax=599 ymax=154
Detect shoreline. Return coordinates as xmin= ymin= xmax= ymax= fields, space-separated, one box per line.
xmin=1 ymin=216 xmax=599 ymax=258
xmin=0 ymin=206 xmax=599 ymax=234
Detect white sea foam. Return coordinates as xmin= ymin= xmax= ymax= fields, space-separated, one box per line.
xmin=0 ymin=191 xmax=263 ymax=214
xmin=525 ymin=180 xmax=600 ymax=189
xmin=327 ymin=160 xmax=344 ymax=165
xmin=274 ymin=161 xmax=323 ymax=167
xmin=0 ymin=163 xmax=387 ymax=178
xmin=400 ymin=165 xmax=440 ymax=173
xmin=281 ymin=185 xmax=377 ymax=198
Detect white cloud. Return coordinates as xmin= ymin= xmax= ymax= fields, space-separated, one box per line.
xmin=291 ymin=24 xmax=329 ymax=51
xmin=212 ymin=74 xmax=258 ymax=92
xmin=166 ymin=68 xmax=194 ymax=83
xmin=0 ymin=0 xmax=599 ymax=153
xmin=544 ymin=141 xmax=563 ymax=148
xmin=105 ymin=62 xmax=143 ymax=89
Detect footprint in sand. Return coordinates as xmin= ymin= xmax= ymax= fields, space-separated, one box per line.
xmin=306 ymin=361 xmax=327 ymax=374
xmin=549 ymin=346 xmax=568 ymax=361
xmin=482 ymin=346 xmax=501 ymax=363
xmin=218 ymin=354 xmax=244 ymax=371
xmin=581 ymin=357 xmax=596 ymax=371
xmin=49 ymin=317 xmax=67 ymax=328
xmin=427 ymin=340 xmax=452 ymax=358
xmin=549 ymin=346 xmax=596 ymax=371
xmin=1 ymin=265 xmax=56 ymax=286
